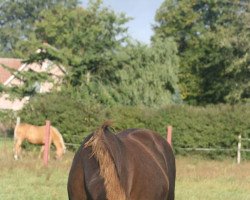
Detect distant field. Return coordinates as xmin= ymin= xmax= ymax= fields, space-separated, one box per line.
xmin=0 ymin=139 xmax=250 ymax=200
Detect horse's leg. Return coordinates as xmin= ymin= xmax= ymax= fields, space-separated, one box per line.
xmin=39 ymin=145 xmax=45 ymax=159
xmin=14 ymin=139 xmax=22 ymax=160
xmin=40 ymin=145 xmax=51 ymax=160
xmin=40 ymin=140 xmax=53 ymax=160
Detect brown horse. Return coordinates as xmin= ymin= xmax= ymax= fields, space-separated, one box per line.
xmin=13 ymin=123 xmax=66 ymax=160
xmin=68 ymin=122 xmax=176 ymax=200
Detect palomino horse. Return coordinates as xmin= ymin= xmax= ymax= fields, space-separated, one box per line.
xmin=68 ymin=122 xmax=176 ymax=200
xmin=13 ymin=123 xmax=66 ymax=160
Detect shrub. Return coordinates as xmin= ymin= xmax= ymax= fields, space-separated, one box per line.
xmin=19 ymin=91 xmax=106 ymax=149
xmin=19 ymin=93 xmax=250 ymax=158
xmin=0 ymin=110 xmax=16 ymax=137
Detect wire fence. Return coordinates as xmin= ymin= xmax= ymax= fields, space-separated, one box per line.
xmin=1 ymin=128 xmax=249 ymax=163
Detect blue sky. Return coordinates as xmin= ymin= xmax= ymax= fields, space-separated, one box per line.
xmin=81 ymin=0 xmax=164 ymax=44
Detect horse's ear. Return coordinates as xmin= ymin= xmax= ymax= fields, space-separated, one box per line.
xmin=95 ymin=120 xmax=113 ymax=137
xmin=85 ymin=121 xmax=114 ymax=147
xmin=101 ymin=120 xmax=113 ymax=131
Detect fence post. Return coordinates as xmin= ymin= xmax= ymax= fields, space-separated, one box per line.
xmin=167 ymin=125 xmax=172 ymax=146
xmin=237 ymin=134 xmax=241 ymax=164
xmin=43 ymin=120 xmax=51 ymax=166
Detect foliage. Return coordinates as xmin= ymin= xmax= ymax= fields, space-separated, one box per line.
xmin=0 ymin=63 xmax=50 ymax=99
xmin=0 ymin=109 xmax=16 ymax=137
xmin=9 ymin=0 xmax=180 ymax=106
xmin=109 ymin=37 xmax=180 ymax=106
xmin=0 ymin=0 xmax=79 ymax=57
xmin=0 ymin=109 xmax=15 ymax=123
xmin=18 ymin=90 xmax=106 ymax=148
xmin=22 ymin=1 xmax=130 ymax=87
xmin=19 ymin=91 xmax=250 ymax=158
xmin=153 ymin=0 xmax=250 ymax=104
xmin=160 ymin=104 xmax=250 ymax=158
xmin=0 ymin=0 xmax=79 ymax=100
xmin=79 ymin=37 xmax=181 ymax=107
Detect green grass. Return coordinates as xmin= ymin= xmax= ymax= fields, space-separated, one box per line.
xmin=0 ymin=139 xmax=72 ymax=200
xmin=175 ymin=156 xmax=250 ymax=200
xmin=0 ymin=140 xmax=250 ymax=199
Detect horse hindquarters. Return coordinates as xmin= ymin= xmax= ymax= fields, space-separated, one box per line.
xmin=68 ymin=143 xmax=107 ymax=200
xmin=164 ymin=144 xmax=176 ymax=200
xmin=120 ymin=130 xmax=176 ymax=200
xmin=118 ymin=139 xmax=166 ymax=199
xmin=68 ymin=148 xmax=87 ymax=200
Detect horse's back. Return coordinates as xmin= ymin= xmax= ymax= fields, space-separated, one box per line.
xmin=15 ymin=123 xmax=46 ymax=144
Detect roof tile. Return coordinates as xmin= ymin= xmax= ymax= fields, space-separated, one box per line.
xmin=0 ymin=58 xmax=22 ymax=84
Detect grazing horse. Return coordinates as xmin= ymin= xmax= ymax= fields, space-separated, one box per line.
xmin=13 ymin=123 xmax=66 ymax=160
xmin=68 ymin=122 xmax=176 ymax=200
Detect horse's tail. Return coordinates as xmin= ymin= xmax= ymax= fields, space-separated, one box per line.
xmin=14 ymin=123 xmax=20 ymax=141
xmin=13 ymin=123 xmax=21 ymax=160
xmin=52 ymin=127 xmax=66 ymax=153
xmin=84 ymin=121 xmax=127 ymax=200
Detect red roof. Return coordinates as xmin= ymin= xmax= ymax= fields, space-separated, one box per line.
xmin=0 ymin=58 xmax=22 ymax=84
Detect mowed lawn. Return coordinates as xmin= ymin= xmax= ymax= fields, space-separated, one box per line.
xmin=0 ymin=139 xmax=250 ymax=200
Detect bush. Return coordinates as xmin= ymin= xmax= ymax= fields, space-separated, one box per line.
xmin=158 ymin=104 xmax=250 ymax=158
xmin=19 ymin=91 xmax=106 ymax=149
xmin=19 ymin=92 xmax=250 ymax=158
xmin=0 ymin=110 xmax=16 ymax=137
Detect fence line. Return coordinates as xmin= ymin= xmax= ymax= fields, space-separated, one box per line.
xmin=241 ymin=138 xmax=250 ymax=141
xmin=65 ymin=142 xmax=81 ymax=147
xmin=237 ymin=134 xmax=250 ymax=164
xmin=176 ymin=134 xmax=249 ymax=164
xmin=176 ymin=147 xmax=250 ymax=152
xmin=176 ymin=147 xmax=235 ymax=151
xmin=2 ymin=119 xmax=250 ymax=164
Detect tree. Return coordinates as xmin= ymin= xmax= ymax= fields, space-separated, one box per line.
xmin=0 ymin=0 xmax=130 ymax=100
xmin=153 ymin=0 xmax=250 ymax=104
xmin=0 ymin=0 xmax=79 ymax=57
xmin=109 ymin=37 xmax=180 ymax=106
xmin=2 ymin=0 xmax=180 ymax=107
xmin=23 ymin=1 xmax=130 ymax=87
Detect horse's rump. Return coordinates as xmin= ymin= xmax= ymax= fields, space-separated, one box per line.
xmin=68 ymin=122 xmax=176 ymax=200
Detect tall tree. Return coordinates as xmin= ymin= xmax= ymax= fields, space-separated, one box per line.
xmin=153 ymin=0 xmax=250 ymax=104
xmin=3 ymin=0 xmax=130 ymax=99
xmin=109 ymin=37 xmax=180 ymax=106
xmin=24 ymin=1 xmax=130 ymax=87
xmin=0 ymin=0 xmax=79 ymax=57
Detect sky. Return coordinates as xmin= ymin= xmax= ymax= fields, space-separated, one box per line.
xmin=81 ymin=0 xmax=164 ymax=44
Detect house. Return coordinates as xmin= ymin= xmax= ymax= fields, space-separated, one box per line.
xmin=0 ymin=58 xmax=65 ymax=110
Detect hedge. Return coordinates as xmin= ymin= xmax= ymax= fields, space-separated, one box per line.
xmin=11 ymin=92 xmax=250 ymax=158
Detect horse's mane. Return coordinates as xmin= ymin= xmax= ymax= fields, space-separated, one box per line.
xmin=84 ymin=121 xmax=127 ymax=200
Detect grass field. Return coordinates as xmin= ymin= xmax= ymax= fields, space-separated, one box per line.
xmin=0 ymin=138 xmax=250 ymax=200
